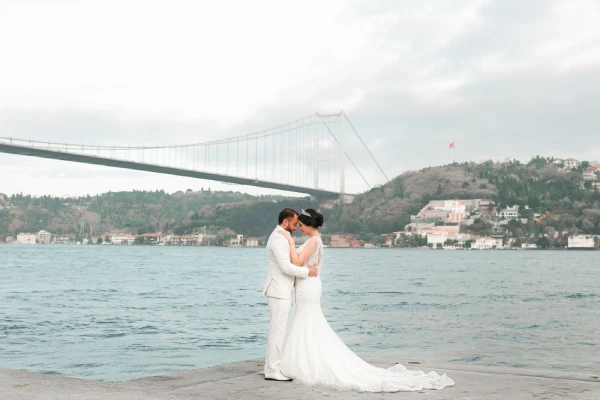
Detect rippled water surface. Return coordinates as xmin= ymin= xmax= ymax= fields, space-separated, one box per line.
xmin=1 ymin=245 xmax=599 ymax=381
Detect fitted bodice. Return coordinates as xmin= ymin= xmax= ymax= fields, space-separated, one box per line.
xmin=298 ymin=236 xmax=323 ymax=268
xmin=295 ymin=236 xmax=323 ymax=304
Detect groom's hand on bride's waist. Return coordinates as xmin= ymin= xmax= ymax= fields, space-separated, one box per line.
xmin=308 ymin=264 xmax=319 ymax=277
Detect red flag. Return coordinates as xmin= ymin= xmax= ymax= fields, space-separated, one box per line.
xmin=449 ymin=141 xmax=455 ymax=149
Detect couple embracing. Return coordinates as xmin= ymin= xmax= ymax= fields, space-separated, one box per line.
xmin=262 ymin=208 xmax=455 ymax=392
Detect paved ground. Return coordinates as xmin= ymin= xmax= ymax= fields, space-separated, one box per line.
xmin=2 ymin=357 xmax=599 ymax=399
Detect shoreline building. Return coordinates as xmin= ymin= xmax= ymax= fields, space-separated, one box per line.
xmin=473 ymin=236 xmax=503 ymax=249
xmin=568 ymin=235 xmax=597 ymax=249
xmin=140 ymin=233 xmax=162 ymax=245
xmin=224 ymin=234 xmax=244 ymax=247
xmin=37 ymin=230 xmax=52 ymax=244
xmin=16 ymin=233 xmax=37 ymax=244
xmin=106 ymin=233 xmax=136 ymax=245
xmin=245 ymin=237 xmax=261 ymax=247
xmin=330 ymin=235 xmax=352 ymax=248
xmin=52 ymin=235 xmax=74 ymax=244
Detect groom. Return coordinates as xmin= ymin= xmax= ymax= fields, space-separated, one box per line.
xmin=262 ymin=208 xmax=318 ymax=381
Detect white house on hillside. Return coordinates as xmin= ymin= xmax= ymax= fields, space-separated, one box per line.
xmin=553 ymin=158 xmax=580 ymax=169
xmin=427 ymin=233 xmax=447 ymax=246
xmin=498 ymin=205 xmax=520 ymax=220
xmin=434 ymin=200 xmax=467 ymax=213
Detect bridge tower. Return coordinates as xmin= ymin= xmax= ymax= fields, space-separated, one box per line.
xmin=314 ymin=111 xmax=351 ymax=204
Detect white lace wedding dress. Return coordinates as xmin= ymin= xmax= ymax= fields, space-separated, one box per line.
xmin=279 ymin=236 xmax=455 ymax=392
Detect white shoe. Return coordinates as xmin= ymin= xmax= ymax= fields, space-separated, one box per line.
xmin=264 ymin=371 xmax=292 ymax=381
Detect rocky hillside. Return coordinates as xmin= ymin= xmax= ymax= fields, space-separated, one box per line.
xmin=325 ymin=157 xmax=600 ymax=235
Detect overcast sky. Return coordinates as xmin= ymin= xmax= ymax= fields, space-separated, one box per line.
xmin=1 ymin=0 xmax=599 ymax=197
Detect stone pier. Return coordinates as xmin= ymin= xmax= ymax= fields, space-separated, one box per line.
xmin=1 ymin=357 xmax=599 ymax=399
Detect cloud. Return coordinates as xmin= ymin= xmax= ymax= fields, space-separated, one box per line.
xmin=1 ymin=0 xmax=599 ymax=196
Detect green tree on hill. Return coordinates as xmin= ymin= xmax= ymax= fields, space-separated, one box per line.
xmin=536 ymin=236 xmax=551 ymax=249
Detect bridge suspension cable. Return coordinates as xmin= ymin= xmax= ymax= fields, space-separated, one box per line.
xmin=322 ymin=122 xmax=371 ymax=190
xmin=343 ymin=113 xmax=390 ymax=183
xmin=0 ymin=115 xmax=316 ymax=151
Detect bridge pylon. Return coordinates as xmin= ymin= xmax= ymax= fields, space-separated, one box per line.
xmin=314 ymin=111 xmax=347 ymax=203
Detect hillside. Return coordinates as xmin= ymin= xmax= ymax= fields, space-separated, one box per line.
xmin=1 ymin=157 xmax=599 ymax=240
xmin=0 ymin=189 xmax=315 ymax=239
xmin=325 ymin=157 xmax=600 ymax=236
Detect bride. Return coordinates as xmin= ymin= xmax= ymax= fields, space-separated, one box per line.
xmin=277 ymin=208 xmax=455 ymax=392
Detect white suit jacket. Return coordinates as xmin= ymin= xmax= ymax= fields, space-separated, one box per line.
xmin=262 ymin=225 xmax=309 ymax=299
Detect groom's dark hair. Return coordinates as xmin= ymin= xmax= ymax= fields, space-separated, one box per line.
xmin=278 ymin=208 xmax=299 ymax=224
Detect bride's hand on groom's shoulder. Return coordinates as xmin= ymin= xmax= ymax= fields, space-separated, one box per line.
xmin=278 ymin=230 xmax=293 ymax=241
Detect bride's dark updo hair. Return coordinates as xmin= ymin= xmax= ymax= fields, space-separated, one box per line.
xmin=298 ymin=208 xmax=324 ymax=229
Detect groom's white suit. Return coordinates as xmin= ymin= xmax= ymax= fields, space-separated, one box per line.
xmin=263 ymin=225 xmax=309 ymax=379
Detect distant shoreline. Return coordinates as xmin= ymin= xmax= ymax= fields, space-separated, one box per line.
xmin=1 ymin=243 xmax=596 ymax=250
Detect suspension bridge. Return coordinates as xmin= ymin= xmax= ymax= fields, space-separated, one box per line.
xmin=0 ymin=112 xmax=389 ymax=201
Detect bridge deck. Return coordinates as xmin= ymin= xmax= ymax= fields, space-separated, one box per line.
xmin=0 ymin=143 xmax=342 ymax=199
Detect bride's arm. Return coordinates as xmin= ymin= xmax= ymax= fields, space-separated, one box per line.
xmin=279 ymin=232 xmax=317 ymax=266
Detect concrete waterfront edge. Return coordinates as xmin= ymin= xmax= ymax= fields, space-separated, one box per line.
xmin=1 ymin=358 xmax=599 ymax=399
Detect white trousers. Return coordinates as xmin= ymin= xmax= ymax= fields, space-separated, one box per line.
xmin=264 ymin=296 xmax=291 ymax=376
